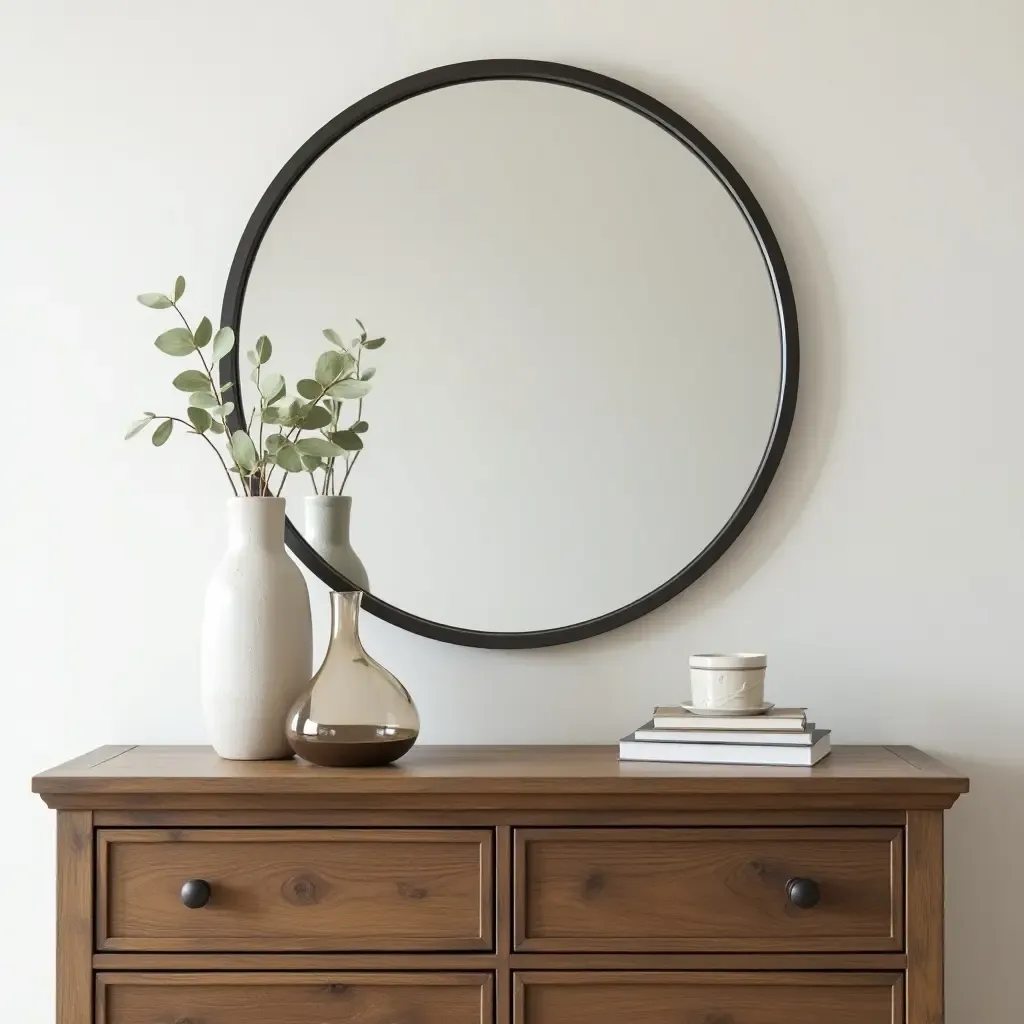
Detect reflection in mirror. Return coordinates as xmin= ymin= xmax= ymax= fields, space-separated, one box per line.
xmin=238 ymin=75 xmax=786 ymax=639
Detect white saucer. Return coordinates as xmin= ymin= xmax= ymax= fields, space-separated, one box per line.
xmin=681 ymin=702 xmax=775 ymax=717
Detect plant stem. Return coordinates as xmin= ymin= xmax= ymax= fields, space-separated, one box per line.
xmin=171 ymin=301 xmax=248 ymax=489
xmin=355 ymin=347 xmax=364 ymax=426
xmin=308 ymin=471 xmax=319 ymax=495
xmin=339 ymin=449 xmax=360 ymax=494
xmin=165 ymin=417 xmax=239 ymax=496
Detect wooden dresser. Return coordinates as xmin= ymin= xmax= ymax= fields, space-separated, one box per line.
xmin=34 ymin=744 xmax=967 ymax=1024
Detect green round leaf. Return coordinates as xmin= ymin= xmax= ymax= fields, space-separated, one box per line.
xmin=138 ymin=292 xmax=173 ymax=309
xmin=264 ymin=433 xmax=288 ymax=454
xmin=360 ymin=367 xmax=376 ymax=381
xmin=295 ymin=437 xmax=346 ymax=458
xmin=255 ymin=335 xmax=272 ymax=365
xmin=327 ymin=379 xmax=371 ymax=400
xmin=351 ymin=420 xmax=369 ymax=434
xmin=229 ymin=430 xmax=258 ymax=474
xmin=323 ymin=328 xmax=346 ymax=349
xmin=208 ymin=419 xmax=225 ymax=434
xmin=212 ymin=326 xmax=235 ymax=361
xmin=187 ymin=407 xmax=212 ymax=433
xmin=155 ymin=327 xmax=195 ymax=356
xmin=261 ymin=405 xmax=281 ymax=425
xmin=276 ymin=398 xmax=303 ymax=426
xmin=296 ymin=404 xmax=332 ymax=430
xmin=299 ymin=453 xmax=323 ymax=472
xmin=273 ymin=442 xmax=304 ymax=473
xmin=246 ymin=350 xmax=258 ymax=366
xmin=189 ymin=391 xmax=218 ymax=410
xmin=259 ymin=370 xmax=285 ymax=403
xmin=329 ymin=429 xmax=364 ymax=451
xmin=215 ymin=401 xmax=235 ymax=421
xmin=124 ymin=414 xmax=155 ymax=440
xmin=314 ymin=350 xmax=346 ymax=386
xmin=173 ymin=276 xmax=186 ymax=301
xmin=172 ymin=370 xmax=212 ymax=393
xmin=354 ymin=318 xmax=367 ymax=340
xmin=193 ymin=316 xmax=213 ymax=349
xmin=296 ymin=378 xmax=322 ymax=401
xmin=151 ymin=419 xmax=173 ymax=446
xmin=362 ymin=336 xmax=386 ymax=350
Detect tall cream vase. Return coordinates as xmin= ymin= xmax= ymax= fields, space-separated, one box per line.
xmin=200 ymin=497 xmax=313 ymax=760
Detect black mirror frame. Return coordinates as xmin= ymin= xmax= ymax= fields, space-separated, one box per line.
xmin=219 ymin=58 xmax=799 ymax=650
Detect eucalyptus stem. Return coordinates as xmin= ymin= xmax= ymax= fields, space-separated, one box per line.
xmin=308 ymin=471 xmax=319 ymax=495
xmin=164 ymin=417 xmax=239 ymax=496
xmin=171 ymin=300 xmax=247 ymax=490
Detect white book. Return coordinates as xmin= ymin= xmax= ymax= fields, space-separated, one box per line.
xmin=633 ymin=720 xmax=821 ymax=746
xmin=619 ymin=729 xmax=831 ymax=767
xmin=653 ymin=706 xmax=807 ymax=731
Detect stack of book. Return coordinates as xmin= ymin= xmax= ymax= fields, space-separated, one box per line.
xmin=619 ymin=706 xmax=831 ymax=766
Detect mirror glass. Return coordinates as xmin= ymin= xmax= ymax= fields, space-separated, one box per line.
xmin=237 ymin=75 xmax=787 ymax=639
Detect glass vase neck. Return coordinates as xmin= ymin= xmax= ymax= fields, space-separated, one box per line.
xmin=329 ymin=590 xmax=365 ymax=649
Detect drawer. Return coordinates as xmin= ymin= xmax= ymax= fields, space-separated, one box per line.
xmin=514 ymin=827 xmax=901 ymax=951
xmin=514 ymin=971 xmax=903 ymax=1024
xmin=97 ymin=829 xmax=492 ymax=951
xmin=98 ymin=972 xmax=493 ymax=1024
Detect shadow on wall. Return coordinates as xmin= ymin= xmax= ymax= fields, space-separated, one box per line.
xmin=943 ymin=756 xmax=1024 ymax=1021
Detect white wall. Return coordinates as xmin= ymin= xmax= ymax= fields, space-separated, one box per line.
xmin=2 ymin=1 xmax=1020 ymax=1019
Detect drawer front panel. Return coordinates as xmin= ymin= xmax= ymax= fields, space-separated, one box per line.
xmin=515 ymin=827 xmax=901 ymax=951
xmin=514 ymin=971 xmax=903 ymax=1024
xmin=98 ymin=829 xmax=493 ymax=951
xmin=98 ymin=972 xmax=492 ymax=1024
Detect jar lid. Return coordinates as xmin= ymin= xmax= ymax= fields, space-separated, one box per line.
xmin=689 ymin=653 xmax=767 ymax=670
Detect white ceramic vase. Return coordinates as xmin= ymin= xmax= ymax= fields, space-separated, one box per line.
xmin=303 ymin=495 xmax=369 ymax=590
xmin=200 ymin=497 xmax=313 ymax=760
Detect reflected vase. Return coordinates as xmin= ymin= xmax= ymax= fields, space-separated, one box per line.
xmin=285 ymin=591 xmax=419 ymax=767
xmin=303 ymin=495 xmax=369 ymax=589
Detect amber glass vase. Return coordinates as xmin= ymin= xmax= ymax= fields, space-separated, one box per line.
xmin=285 ymin=591 xmax=419 ymax=767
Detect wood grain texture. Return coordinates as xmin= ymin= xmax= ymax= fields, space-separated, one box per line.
xmin=56 ymin=811 xmax=92 ymax=1024
xmin=92 ymin=808 xmax=910 ymax=827
xmin=97 ymin=828 xmax=492 ymax=951
xmin=515 ymin=827 xmax=902 ymax=952
xmin=33 ymin=744 xmax=969 ymax=811
xmin=514 ymin=971 xmax=904 ymax=1024
xmin=93 ymin=952 xmax=500 ymax=970
xmin=906 ymin=810 xmax=944 ymax=1024
xmin=496 ymin=825 xmax=512 ymax=1024
xmin=92 ymin=950 xmax=907 ymax=971
xmin=96 ymin=972 xmax=492 ymax=1024
xmin=35 ymin=744 xmax=966 ymax=1023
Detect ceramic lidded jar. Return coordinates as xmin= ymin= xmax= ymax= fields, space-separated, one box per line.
xmin=285 ymin=591 xmax=419 ymax=767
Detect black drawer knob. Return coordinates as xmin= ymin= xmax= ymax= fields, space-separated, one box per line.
xmin=180 ymin=878 xmax=212 ymax=909
xmin=786 ymin=876 xmax=821 ymax=909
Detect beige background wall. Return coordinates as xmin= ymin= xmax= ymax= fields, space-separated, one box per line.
xmin=2 ymin=1 xmax=1020 ymax=1018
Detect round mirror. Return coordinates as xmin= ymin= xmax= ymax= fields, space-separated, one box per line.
xmin=222 ymin=60 xmax=797 ymax=648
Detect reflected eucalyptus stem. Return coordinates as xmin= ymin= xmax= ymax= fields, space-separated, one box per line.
xmin=339 ymin=449 xmax=360 ymax=495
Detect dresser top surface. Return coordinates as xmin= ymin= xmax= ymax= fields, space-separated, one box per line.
xmin=34 ymin=744 xmax=967 ymax=808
